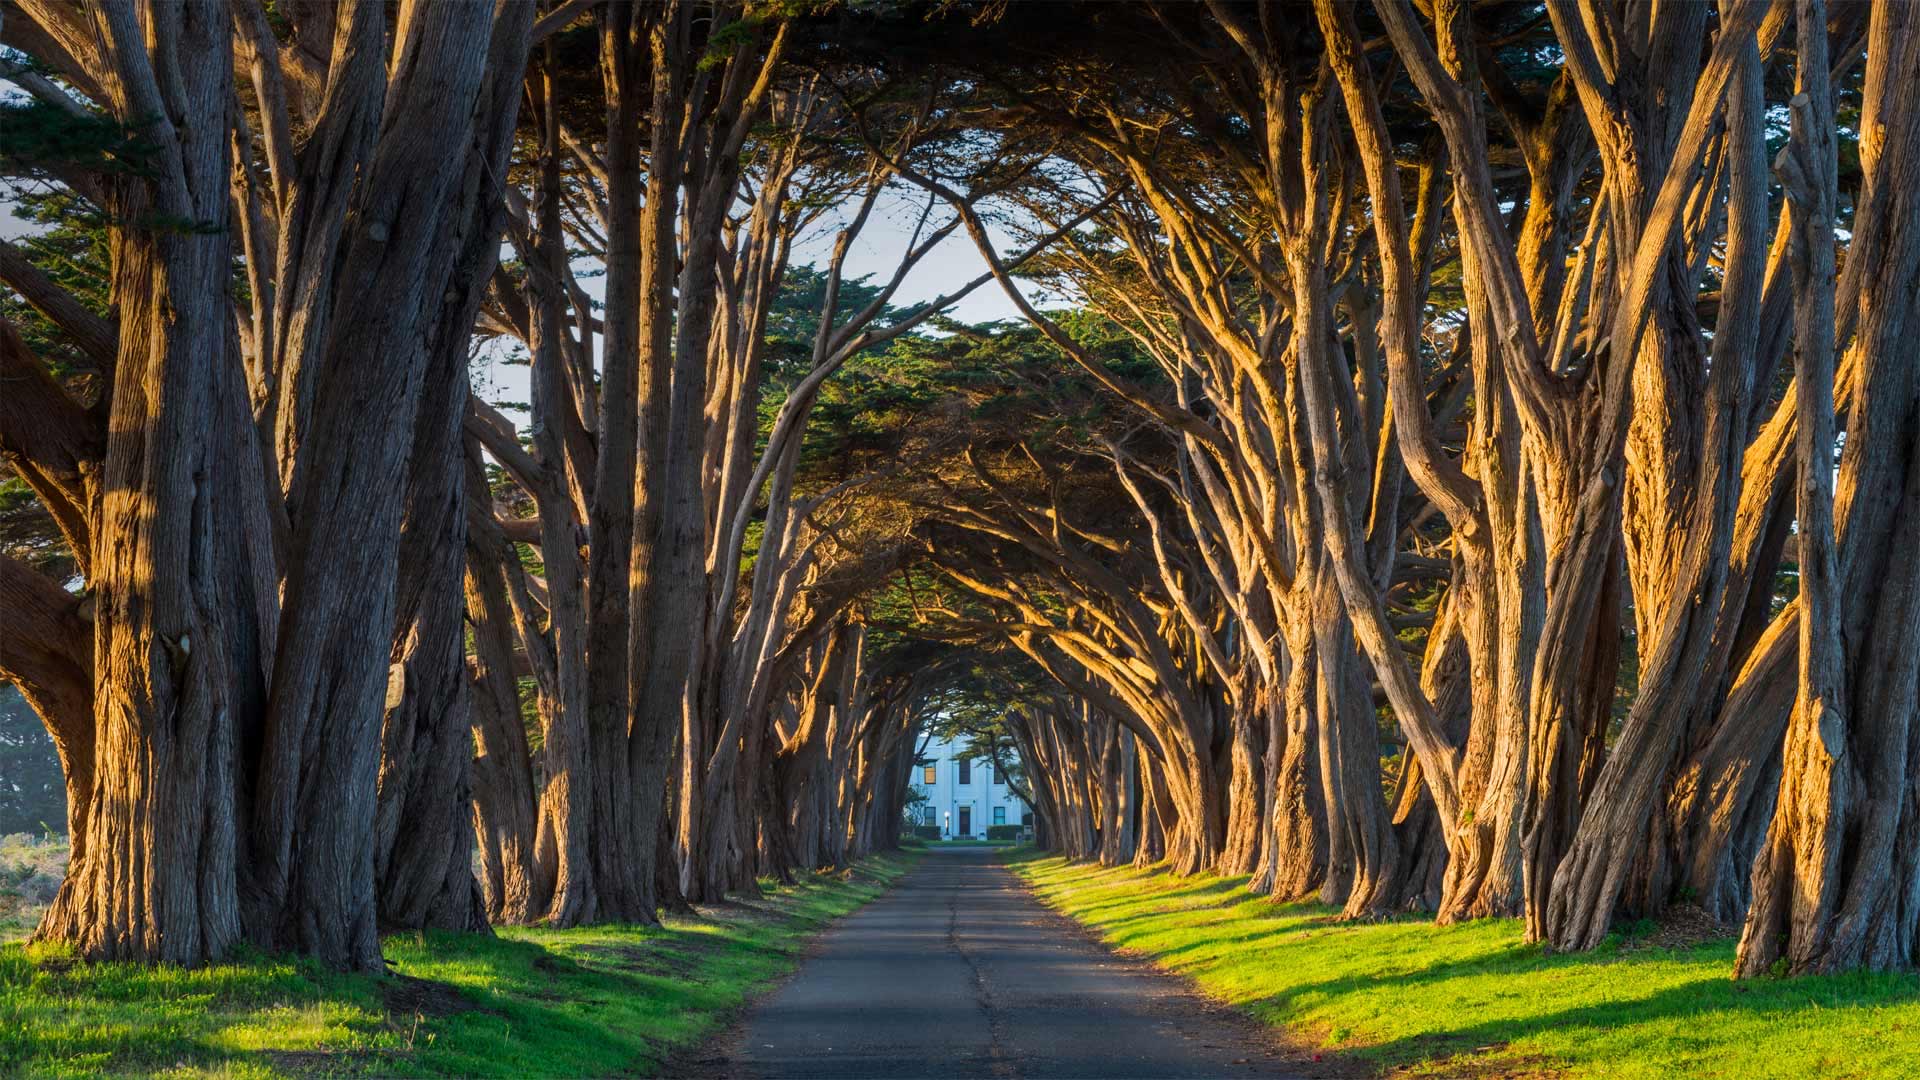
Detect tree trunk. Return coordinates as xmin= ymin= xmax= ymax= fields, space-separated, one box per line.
xmin=1259 ymin=643 xmax=1327 ymax=900
xmin=1741 ymin=0 xmax=1920 ymax=973
xmin=464 ymin=454 xmax=541 ymax=926
xmin=38 ymin=0 xmax=268 ymax=967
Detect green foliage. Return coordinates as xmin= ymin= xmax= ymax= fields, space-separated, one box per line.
xmin=0 ymin=119 xmax=115 ymax=585
xmin=697 ymin=12 xmax=788 ymax=72
xmin=1007 ymin=852 xmax=1920 ymax=1080
xmin=0 ymin=853 xmax=917 ymax=1078
xmin=0 ymin=189 xmax=111 ymax=384
xmin=985 ymin=825 xmax=1020 ymax=841
xmin=0 ymin=687 xmax=64 ymax=843
xmin=0 ymin=98 xmax=152 ymax=181
xmin=757 ymin=265 xmax=1143 ymax=500
xmin=0 ymin=474 xmax=75 ymax=585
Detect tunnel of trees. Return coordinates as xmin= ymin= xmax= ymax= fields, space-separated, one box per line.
xmin=1 ymin=0 xmax=1918 ymax=981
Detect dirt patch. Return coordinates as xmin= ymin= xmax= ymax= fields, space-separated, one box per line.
xmin=1622 ymin=904 xmax=1732 ymax=953
xmin=265 ymin=1048 xmax=380 ymax=1076
xmin=1304 ymin=1029 xmax=1570 ymax=1080
xmin=575 ymin=941 xmax=712 ymax=980
xmin=695 ymin=897 xmax=788 ymax=927
xmin=1390 ymin=1047 xmax=1562 ymax=1079
xmin=381 ymin=973 xmax=484 ymax=1019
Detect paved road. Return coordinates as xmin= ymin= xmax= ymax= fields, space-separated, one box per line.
xmin=721 ymin=848 xmax=1315 ymax=1079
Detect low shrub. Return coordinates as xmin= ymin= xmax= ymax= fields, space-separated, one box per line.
xmin=986 ymin=825 xmax=1021 ymax=841
xmin=0 ymin=833 xmax=68 ymax=943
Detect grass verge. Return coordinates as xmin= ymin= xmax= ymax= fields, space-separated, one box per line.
xmin=1 ymin=852 xmax=915 ymax=1079
xmin=1004 ymin=849 xmax=1920 ymax=1079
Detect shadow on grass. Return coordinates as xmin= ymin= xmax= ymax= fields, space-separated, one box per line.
xmin=3 ymin=853 xmax=916 ymax=1079
xmin=1143 ymin=917 xmax=1354 ymax=963
xmin=1037 ymin=873 xmax=1253 ymax=926
xmin=1244 ymin=939 xmax=1553 ymax=1009
xmin=1342 ymin=976 xmax=1733 ymax=1067
xmin=1010 ymin=854 xmax=1920 ymax=1078
xmin=3 ymin=925 xmax=713 ymax=1077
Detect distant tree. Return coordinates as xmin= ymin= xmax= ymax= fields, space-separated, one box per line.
xmin=0 ymin=686 xmax=64 ymax=838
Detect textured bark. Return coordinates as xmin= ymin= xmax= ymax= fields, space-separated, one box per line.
xmin=0 ymin=315 xmax=99 ymax=574
xmin=1291 ymin=237 xmax=1404 ymax=918
xmin=1318 ymin=0 xmax=1531 ymax=923
xmin=506 ymin=51 xmax=606 ymax=928
xmin=573 ymin=0 xmax=656 ymax=927
xmin=375 ymin=387 xmax=484 ymax=934
xmin=1097 ymin=721 xmax=1140 ymax=866
xmin=1741 ymin=0 xmax=1920 ymax=974
xmin=12 ymin=0 xmax=529 ymax=970
xmin=1257 ymin=648 xmax=1327 ymax=900
xmin=244 ymin=1 xmax=508 ymax=970
xmin=628 ymin=0 xmax=791 ymax=912
xmin=1537 ymin=0 xmax=1776 ymax=952
xmin=36 ymin=0 xmax=267 ymax=966
xmin=464 ymin=452 xmax=541 ymax=926
xmin=1393 ymin=588 xmax=1473 ymax=913
xmin=1314 ymin=568 xmax=1402 ymax=917
xmin=373 ymin=4 xmax=534 ymax=935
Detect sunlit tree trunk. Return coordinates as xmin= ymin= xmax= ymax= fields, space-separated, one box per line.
xmin=32 ymin=0 xmax=264 ymax=965
xmin=1741 ymin=0 xmax=1920 ymax=974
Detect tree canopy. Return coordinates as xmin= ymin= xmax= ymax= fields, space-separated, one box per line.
xmin=1 ymin=0 xmax=1917 ymax=983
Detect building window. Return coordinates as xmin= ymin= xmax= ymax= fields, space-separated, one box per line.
xmin=923 ymin=764 xmax=937 ymax=784
xmin=993 ymin=806 xmax=1006 ymax=826
xmin=992 ymin=762 xmax=1002 ymax=785
xmin=958 ymin=759 xmax=971 ymax=785
xmin=922 ymin=806 xmax=936 ymax=825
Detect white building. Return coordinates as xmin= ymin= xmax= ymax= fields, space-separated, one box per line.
xmin=908 ymin=734 xmax=1032 ymax=839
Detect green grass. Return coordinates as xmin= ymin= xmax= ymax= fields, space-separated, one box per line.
xmin=1 ymin=852 xmax=915 ymax=1079
xmin=1004 ymin=850 xmax=1920 ymax=1079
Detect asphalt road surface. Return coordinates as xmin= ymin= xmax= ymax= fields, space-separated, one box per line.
xmin=721 ymin=847 xmax=1319 ymax=1079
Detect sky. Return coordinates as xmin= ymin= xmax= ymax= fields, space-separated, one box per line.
xmin=0 ymin=50 xmax=1050 ymax=429
xmin=475 ymin=183 xmax=1049 ymax=421
xmin=2 ymin=165 xmax=1042 ymax=429
xmin=7 ymin=70 xmax=1059 ymax=400
xmin=790 ymin=186 xmax=1032 ymax=326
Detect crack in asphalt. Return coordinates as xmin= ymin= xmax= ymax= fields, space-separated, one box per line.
xmin=727 ymin=850 xmax=1326 ymax=1078
xmin=947 ymin=888 xmax=1020 ymax=1079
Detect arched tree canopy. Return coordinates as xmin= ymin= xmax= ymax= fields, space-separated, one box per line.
xmin=1 ymin=0 xmax=1915 ymax=981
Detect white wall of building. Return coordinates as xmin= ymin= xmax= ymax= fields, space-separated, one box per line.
xmin=907 ymin=734 xmax=1031 ymax=839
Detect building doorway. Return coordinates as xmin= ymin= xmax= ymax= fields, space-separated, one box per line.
xmin=958 ymin=806 xmax=971 ymax=837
